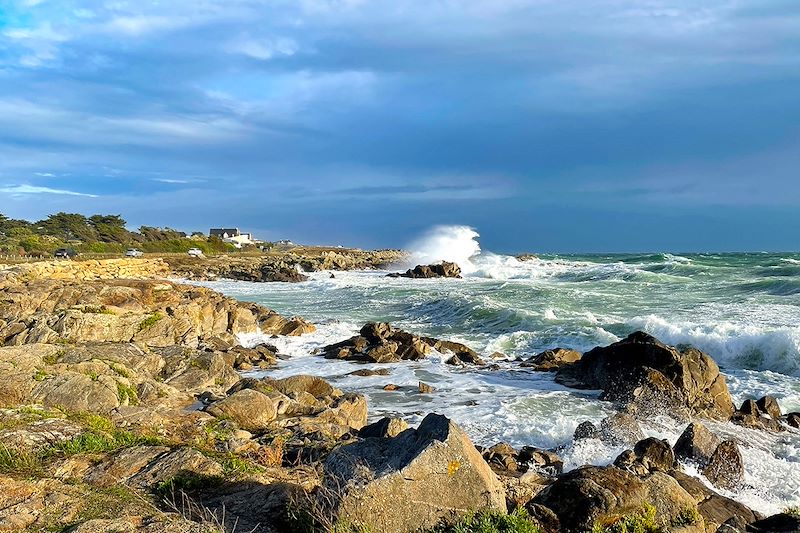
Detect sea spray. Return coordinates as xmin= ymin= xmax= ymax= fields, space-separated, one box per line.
xmin=404 ymin=225 xmax=481 ymax=273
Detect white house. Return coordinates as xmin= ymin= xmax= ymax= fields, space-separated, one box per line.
xmin=209 ymin=228 xmax=256 ymax=248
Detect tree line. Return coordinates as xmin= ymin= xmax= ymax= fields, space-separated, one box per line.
xmin=0 ymin=212 xmax=238 ymax=255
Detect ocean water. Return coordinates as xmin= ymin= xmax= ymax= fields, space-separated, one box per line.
xmin=191 ymin=229 xmax=800 ymax=515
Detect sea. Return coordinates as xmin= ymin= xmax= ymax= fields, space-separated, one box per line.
xmin=190 ymin=226 xmax=800 ymax=516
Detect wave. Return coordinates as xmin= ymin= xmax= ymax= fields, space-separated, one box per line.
xmin=625 ymin=315 xmax=800 ymax=376
xmin=404 ymin=225 xmax=481 ymax=274
xmin=736 ymin=278 xmax=800 ymax=296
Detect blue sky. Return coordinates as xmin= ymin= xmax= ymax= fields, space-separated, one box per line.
xmin=0 ymin=0 xmax=799 ymax=252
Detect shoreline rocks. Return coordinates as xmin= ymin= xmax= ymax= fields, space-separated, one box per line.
xmin=386 ymin=261 xmax=462 ymax=279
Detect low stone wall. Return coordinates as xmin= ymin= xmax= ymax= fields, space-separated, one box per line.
xmin=1 ymin=258 xmax=169 ymax=282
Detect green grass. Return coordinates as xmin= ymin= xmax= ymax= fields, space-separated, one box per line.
xmin=592 ymin=504 xmax=663 ymax=533
xmin=670 ymin=507 xmax=701 ymax=527
xmin=430 ymin=508 xmax=542 ymax=533
xmin=48 ymin=430 xmax=163 ymax=456
xmin=33 ymin=369 xmax=48 ymax=381
xmin=81 ymin=305 xmax=115 ymax=315
xmin=116 ymin=381 xmax=139 ymax=405
xmin=42 ymin=351 xmax=64 ymax=365
xmin=153 ymin=472 xmax=224 ymax=500
xmin=0 ymin=443 xmax=44 ymax=476
xmin=137 ymin=312 xmax=163 ymax=332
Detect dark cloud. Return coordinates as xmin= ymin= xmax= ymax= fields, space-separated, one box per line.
xmin=0 ymin=0 xmax=798 ymax=251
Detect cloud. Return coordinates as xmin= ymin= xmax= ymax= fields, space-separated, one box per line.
xmin=0 ymin=185 xmax=99 ymax=197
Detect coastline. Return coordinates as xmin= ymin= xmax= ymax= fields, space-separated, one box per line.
xmin=0 ymin=257 xmax=798 ymax=532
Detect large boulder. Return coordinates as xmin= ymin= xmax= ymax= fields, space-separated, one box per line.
xmin=533 ymin=465 xmax=698 ymax=533
xmin=206 ymin=389 xmax=278 ymax=432
xmin=320 ymin=414 xmax=506 ymax=532
xmin=555 ymin=332 xmax=735 ymax=420
xmin=670 ymin=471 xmax=761 ymax=531
xmin=387 ymin=262 xmax=462 ymax=279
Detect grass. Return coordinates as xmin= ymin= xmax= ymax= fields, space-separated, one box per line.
xmin=430 ymin=508 xmax=542 ymax=533
xmin=42 ymin=350 xmax=64 ymax=365
xmin=33 ymin=369 xmax=48 ymax=381
xmin=137 ymin=312 xmax=163 ymax=332
xmin=784 ymin=506 xmax=800 ymax=518
xmin=116 ymin=381 xmax=139 ymax=405
xmin=592 ymin=504 xmax=663 ymax=533
xmin=670 ymin=507 xmax=702 ymax=527
xmin=153 ymin=472 xmax=224 ymax=500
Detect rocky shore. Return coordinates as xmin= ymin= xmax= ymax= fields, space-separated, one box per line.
xmin=0 ymin=259 xmax=798 ymax=533
xmin=163 ymin=248 xmax=405 ymax=282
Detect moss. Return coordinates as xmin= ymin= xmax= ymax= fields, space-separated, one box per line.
xmin=219 ymin=452 xmax=265 ymax=476
xmin=137 ymin=312 xmax=163 ymax=332
xmin=33 ymin=369 xmax=48 ymax=381
xmin=116 ymin=381 xmax=139 ymax=406
xmin=42 ymin=350 xmax=64 ymax=365
xmin=592 ymin=504 xmax=663 ymax=533
xmin=429 ymin=508 xmax=542 ymax=533
xmin=108 ymin=362 xmax=132 ymax=378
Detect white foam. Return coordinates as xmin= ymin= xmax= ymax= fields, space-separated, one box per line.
xmin=405 ymin=225 xmax=481 ymax=274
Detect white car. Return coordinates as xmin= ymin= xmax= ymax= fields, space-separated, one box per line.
xmin=187 ymin=248 xmax=204 ymax=257
xmin=124 ymin=248 xmax=144 ymax=257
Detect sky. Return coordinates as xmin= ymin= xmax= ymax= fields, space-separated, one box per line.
xmin=0 ymin=0 xmax=799 ymax=253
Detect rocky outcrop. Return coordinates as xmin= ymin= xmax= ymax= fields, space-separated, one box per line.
xmin=702 ymin=440 xmax=744 ymax=491
xmin=555 ymin=332 xmax=735 ymax=420
xmin=164 ymin=248 xmax=405 ymax=281
xmin=521 ymin=348 xmax=581 ymax=371
xmin=320 ymin=414 xmax=506 ymax=532
xmin=730 ymin=395 xmax=785 ymax=432
xmin=0 ymin=258 xmax=169 ymax=284
xmin=387 ymin=261 xmax=462 ymax=279
xmin=317 ymin=322 xmax=482 ymax=365
xmin=0 ymin=278 xmax=314 ymax=348
xmin=533 ymin=465 xmax=699 ymax=533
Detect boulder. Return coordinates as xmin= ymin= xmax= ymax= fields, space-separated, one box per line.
xmin=573 ymin=421 xmax=599 ymax=440
xmin=359 ymin=417 xmax=409 ymax=439
xmin=667 ymin=469 xmax=761 ymax=531
xmin=387 ymin=262 xmax=462 ymax=279
xmin=320 ymin=414 xmax=506 ymax=532
xmin=521 ymin=348 xmax=582 ymax=371
xmin=533 ymin=465 xmax=698 ymax=533
xmin=787 ymin=412 xmax=800 ymax=428
xmin=599 ymin=413 xmax=644 ymax=446
xmin=633 ymin=437 xmax=676 ymax=472
xmin=702 ymin=440 xmax=744 ymax=491
xmin=755 ymin=396 xmax=782 ymax=419
xmin=555 ymin=332 xmax=735 ymax=420
xmin=748 ymin=513 xmax=800 ymax=532
xmin=319 ymin=323 xmax=482 ymax=365
xmin=206 ymin=389 xmax=277 ymax=432
xmin=674 ymin=422 xmax=721 ymax=466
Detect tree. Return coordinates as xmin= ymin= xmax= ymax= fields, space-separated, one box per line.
xmin=37 ymin=212 xmax=97 ymax=242
xmin=89 ymin=214 xmax=133 ymax=243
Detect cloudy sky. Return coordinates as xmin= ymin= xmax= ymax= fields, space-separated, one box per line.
xmin=1 ymin=0 xmax=799 ymax=252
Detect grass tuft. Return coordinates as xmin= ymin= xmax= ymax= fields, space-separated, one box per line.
xmin=429 ymin=507 xmax=542 ymax=533
xmin=138 ymin=312 xmax=163 ymax=331
xmin=592 ymin=504 xmax=662 ymax=533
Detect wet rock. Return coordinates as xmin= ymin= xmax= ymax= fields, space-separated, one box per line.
xmin=348 ymin=368 xmax=391 ymax=377
xmin=387 ymin=261 xmax=462 ymax=279
xmin=320 ymin=414 xmax=506 ymax=532
xmin=702 ymin=440 xmax=745 ymax=491
xmin=599 ymin=413 xmax=644 ymax=445
xmin=674 ymin=422 xmax=721 ymax=466
xmin=383 ymin=384 xmax=399 ymax=391
xmin=521 ymin=348 xmax=582 ymax=371
xmin=787 ymin=412 xmax=800 ymax=428
xmin=524 ymin=502 xmax=561 ymax=533
xmin=739 ymin=399 xmax=760 ymax=416
xmin=669 ymin=468 xmax=761 ymax=531
xmin=320 ymin=322 xmax=483 ymax=365
xmin=359 ymin=417 xmax=409 ymax=439
xmin=418 ymin=381 xmax=434 ymax=393
xmin=573 ymin=421 xmax=599 ymax=440
xmin=730 ymin=400 xmax=784 ymax=432
xmin=632 ymin=437 xmax=676 ymax=472
xmin=555 ymin=331 xmax=735 ymax=420
xmin=755 ymin=395 xmax=782 ymax=420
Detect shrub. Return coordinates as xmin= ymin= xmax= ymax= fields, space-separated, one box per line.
xmin=592 ymin=504 xmax=662 ymax=533
xmin=430 ymin=507 xmax=542 ymax=533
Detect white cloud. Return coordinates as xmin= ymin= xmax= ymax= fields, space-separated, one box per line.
xmin=226 ymin=36 xmax=298 ymax=60
xmin=0 ymin=185 xmax=98 ymax=197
